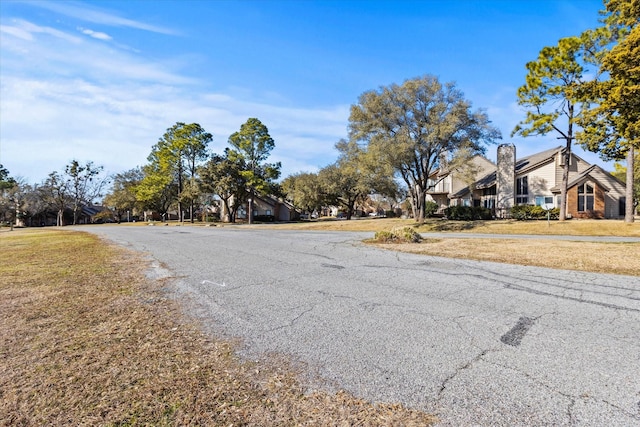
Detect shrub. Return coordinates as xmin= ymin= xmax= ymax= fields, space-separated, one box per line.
xmin=444 ymin=206 xmax=492 ymax=220
xmin=373 ymin=226 xmax=422 ymax=243
xmin=253 ymin=215 xmax=275 ymax=222
xmin=373 ymin=230 xmax=395 ymax=243
xmin=510 ymin=205 xmax=560 ymax=220
xmin=424 ymin=201 xmax=439 ymax=218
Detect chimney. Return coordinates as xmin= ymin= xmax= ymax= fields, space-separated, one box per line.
xmin=496 ymin=144 xmax=516 ymax=218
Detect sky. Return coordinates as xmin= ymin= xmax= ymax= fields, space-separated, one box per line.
xmin=0 ymin=0 xmax=612 ymax=185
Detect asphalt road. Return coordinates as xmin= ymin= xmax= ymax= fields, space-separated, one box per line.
xmin=84 ymin=225 xmax=640 ymax=426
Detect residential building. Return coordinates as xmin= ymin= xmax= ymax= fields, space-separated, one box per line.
xmin=426 ymin=154 xmax=496 ymax=213
xmin=442 ymin=144 xmax=627 ymax=219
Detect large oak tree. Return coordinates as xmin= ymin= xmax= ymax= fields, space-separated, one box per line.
xmin=349 ymin=75 xmax=500 ymax=222
xmin=198 ymin=150 xmax=249 ymax=223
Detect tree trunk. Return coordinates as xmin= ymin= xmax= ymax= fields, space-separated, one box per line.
xmin=413 ymin=186 xmax=426 ymax=224
xmin=559 ymin=136 xmax=573 ymax=221
xmin=559 ymin=156 xmax=569 ymax=221
xmin=626 ymin=146 xmax=635 ymax=223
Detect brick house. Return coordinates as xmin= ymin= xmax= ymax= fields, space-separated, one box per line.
xmin=442 ymin=144 xmax=627 ymax=219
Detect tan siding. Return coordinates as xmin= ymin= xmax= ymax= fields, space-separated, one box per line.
xmin=590 ymin=169 xmax=626 ymax=218
xmin=526 ymin=161 xmax=555 ymax=202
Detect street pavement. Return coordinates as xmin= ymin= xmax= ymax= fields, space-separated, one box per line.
xmin=83 ymin=225 xmax=640 ymax=426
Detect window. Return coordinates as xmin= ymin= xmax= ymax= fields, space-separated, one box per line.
xmin=577 ymin=182 xmax=594 ymax=211
xmin=484 ymin=198 xmax=495 ymax=209
xmin=535 ymin=196 xmax=553 ymax=206
xmin=619 ymin=197 xmax=626 ymax=216
xmin=483 ymin=186 xmax=496 ymax=196
xmin=516 ymin=176 xmax=528 ymax=204
xmin=265 ymin=209 xmax=272 ymax=216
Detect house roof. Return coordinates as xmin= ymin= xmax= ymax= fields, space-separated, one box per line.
xmin=515 ymin=146 xmax=562 ymax=175
xmin=254 ymin=193 xmax=297 ymax=211
xmin=550 ymin=164 xmax=612 ymax=193
xmin=449 ymin=146 xmax=562 ymax=199
xmin=448 ymin=146 xmax=623 ymax=200
xmin=81 ymin=205 xmax=107 ymax=216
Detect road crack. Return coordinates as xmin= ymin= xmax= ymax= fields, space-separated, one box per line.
xmin=436 ymin=348 xmax=492 ymax=401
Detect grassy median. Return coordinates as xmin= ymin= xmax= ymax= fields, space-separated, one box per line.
xmin=263 ymin=217 xmax=640 ymax=237
xmin=262 ymin=218 xmax=640 ymax=276
xmin=0 ymin=228 xmax=436 ymax=426
xmin=373 ymin=238 xmax=640 ymax=276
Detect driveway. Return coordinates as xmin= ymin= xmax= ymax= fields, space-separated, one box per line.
xmin=83 ymin=225 xmax=640 ymax=426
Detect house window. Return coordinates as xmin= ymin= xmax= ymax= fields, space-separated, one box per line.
xmin=265 ymin=209 xmax=272 ymax=216
xmin=577 ymin=182 xmax=594 ymax=211
xmin=484 ymin=198 xmax=495 ymax=209
xmin=483 ymin=186 xmax=496 ymax=196
xmin=516 ymin=176 xmax=528 ymax=204
xmin=619 ymin=197 xmax=626 ymax=216
xmin=535 ymin=196 xmax=553 ymax=206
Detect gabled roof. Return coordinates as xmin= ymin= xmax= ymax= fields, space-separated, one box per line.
xmin=550 ymin=164 xmax=613 ymax=192
xmin=254 ymin=193 xmax=297 ymax=210
xmin=515 ymin=146 xmax=562 ymax=175
xmin=428 ymin=154 xmax=497 ymax=179
xmin=449 ymin=146 xmax=562 ymax=199
xmin=448 ymin=146 xmax=624 ymax=200
xmin=449 ymin=168 xmax=497 ymax=198
xmin=81 ymin=205 xmax=107 ymax=216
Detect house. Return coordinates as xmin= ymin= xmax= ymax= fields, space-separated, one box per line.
xmin=426 ymin=154 xmax=496 ymax=213
xmin=234 ymin=193 xmax=299 ymax=222
xmin=438 ymin=144 xmax=627 ymax=219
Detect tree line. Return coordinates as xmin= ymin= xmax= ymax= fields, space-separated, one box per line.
xmin=1 ymin=0 xmax=637 ymax=226
xmin=0 ymin=75 xmax=500 ymax=226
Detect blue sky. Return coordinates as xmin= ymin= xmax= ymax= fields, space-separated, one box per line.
xmin=0 ymin=0 xmax=610 ymax=184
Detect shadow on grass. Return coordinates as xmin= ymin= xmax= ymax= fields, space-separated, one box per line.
xmin=427 ymin=220 xmax=487 ymax=232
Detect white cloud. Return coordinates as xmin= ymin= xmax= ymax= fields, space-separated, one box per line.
xmin=24 ymin=0 xmax=178 ymax=35
xmin=3 ymin=19 xmax=82 ymax=43
xmin=0 ymin=23 xmax=34 ymax=41
xmin=0 ymin=73 xmax=346 ymax=182
xmin=1 ymin=19 xmax=195 ymax=86
xmin=79 ymin=27 xmax=112 ymax=41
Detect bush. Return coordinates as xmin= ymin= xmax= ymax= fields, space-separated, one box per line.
xmin=510 ymin=205 xmax=559 ymax=220
xmin=444 ymin=206 xmax=492 ymax=220
xmin=373 ymin=230 xmax=395 ymax=243
xmin=424 ymin=201 xmax=439 ymax=218
xmin=252 ymin=215 xmax=275 ymax=222
xmin=373 ymin=226 xmax=422 ymax=243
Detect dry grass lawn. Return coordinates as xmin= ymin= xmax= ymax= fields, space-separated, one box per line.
xmin=260 ymin=217 xmax=640 ymax=276
xmin=0 ymin=228 xmax=436 ymax=426
xmin=261 ymin=217 xmax=640 ymax=236
xmin=375 ymin=238 xmax=640 ymax=276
